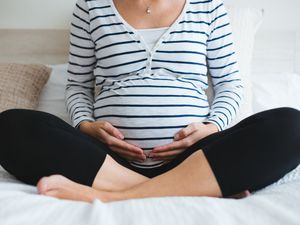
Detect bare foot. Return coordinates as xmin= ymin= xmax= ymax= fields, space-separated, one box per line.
xmin=230 ymin=190 xmax=251 ymax=199
xmin=36 ymin=175 xmax=251 ymax=202
xmin=37 ymin=175 xmax=111 ymax=203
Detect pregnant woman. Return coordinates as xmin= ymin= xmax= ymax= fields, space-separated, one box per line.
xmin=1 ymin=0 xmax=300 ymax=203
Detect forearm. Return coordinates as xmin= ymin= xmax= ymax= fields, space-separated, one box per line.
xmin=65 ymin=0 xmax=97 ymax=129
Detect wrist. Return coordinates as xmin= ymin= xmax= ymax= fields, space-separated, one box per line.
xmin=79 ymin=121 xmax=93 ymax=132
xmin=204 ymin=122 xmax=219 ymax=133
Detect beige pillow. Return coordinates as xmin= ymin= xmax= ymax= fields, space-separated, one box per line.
xmin=0 ymin=63 xmax=51 ymax=112
xmin=206 ymin=6 xmax=264 ymax=129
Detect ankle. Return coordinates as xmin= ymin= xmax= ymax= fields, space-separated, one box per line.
xmin=92 ymin=190 xmax=120 ymax=203
xmin=92 ymin=179 xmax=118 ymax=192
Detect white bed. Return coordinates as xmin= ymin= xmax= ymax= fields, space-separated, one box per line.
xmin=1 ymin=7 xmax=300 ymax=225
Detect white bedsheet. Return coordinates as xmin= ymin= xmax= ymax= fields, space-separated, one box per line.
xmin=1 ymin=164 xmax=300 ymax=225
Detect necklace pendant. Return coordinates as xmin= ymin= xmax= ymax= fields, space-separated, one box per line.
xmin=146 ymin=6 xmax=151 ymax=14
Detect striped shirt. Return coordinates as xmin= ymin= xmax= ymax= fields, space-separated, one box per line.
xmin=65 ymin=0 xmax=244 ymax=168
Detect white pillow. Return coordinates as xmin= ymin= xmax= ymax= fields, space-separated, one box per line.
xmin=251 ymin=31 xmax=296 ymax=75
xmin=251 ymin=72 xmax=300 ymax=113
xmin=36 ymin=64 xmax=71 ymax=124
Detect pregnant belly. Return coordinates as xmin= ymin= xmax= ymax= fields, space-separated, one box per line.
xmin=93 ymin=75 xmax=209 ymax=168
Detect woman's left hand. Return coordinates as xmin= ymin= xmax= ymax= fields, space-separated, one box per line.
xmin=149 ymin=122 xmax=219 ymax=163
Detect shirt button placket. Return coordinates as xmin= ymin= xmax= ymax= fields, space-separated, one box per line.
xmin=147 ymin=52 xmax=153 ymax=75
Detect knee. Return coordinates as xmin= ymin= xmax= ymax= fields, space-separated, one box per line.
xmin=256 ymin=107 xmax=300 ymax=140
xmin=0 ymin=109 xmax=22 ymax=128
xmin=278 ymin=107 xmax=300 ymax=124
xmin=0 ymin=108 xmax=37 ymax=135
xmin=1 ymin=108 xmax=28 ymax=118
xmin=268 ymin=107 xmax=300 ymax=125
xmin=280 ymin=107 xmax=300 ymax=117
xmin=0 ymin=109 xmax=23 ymax=155
xmin=1 ymin=108 xmax=19 ymax=118
xmin=270 ymin=107 xmax=300 ymax=139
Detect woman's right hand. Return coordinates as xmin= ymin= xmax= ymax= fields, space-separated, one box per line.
xmin=79 ymin=121 xmax=146 ymax=163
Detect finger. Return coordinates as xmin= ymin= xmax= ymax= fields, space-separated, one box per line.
xmin=150 ymin=149 xmax=184 ymax=158
xmin=162 ymin=160 xmax=172 ymax=165
xmin=153 ymin=156 xmax=175 ymax=161
xmin=174 ymin=123 xmax=198 ymax=141
xmin=152 ymin=140 xmax=188 ymax=153
xmin=110 ymin=147 xmax=146 ymax=162
xmin=111 ymin=138 xmax=145 ymax=155
xmin=110 ymin=146 xmax=144 ymax=159
xmin=100 ymin=121 xmax=124 ymax=139
xmin=98 ymin=129 xmax=144 ymax=155
xmin=154 ymin=129 xmax=203 ymax=153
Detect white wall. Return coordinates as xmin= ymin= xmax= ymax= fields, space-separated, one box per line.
xmin=0 ymin=0 xmax=300 ymax=31
xmin=225 ymin=0 xmax=300 ymax=31
xmin=0 ymin=0 xmax=77 ymax=29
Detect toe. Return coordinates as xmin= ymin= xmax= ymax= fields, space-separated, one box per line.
xmin=37 ymin=175 xmax=67 ymax=195
xmin=37 ymin=177 xmax=49 ymax=194
xmin=244 ymin=190 xmax=251 ymax=197
xmin=43 ymin=190 xmax=62 ymax=199
xmin=229 ymin=190 xmax=251 ymax=199
xmin=48 ymin=174 xmax=75 ymax=187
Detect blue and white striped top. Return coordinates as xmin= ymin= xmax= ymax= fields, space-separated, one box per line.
xmin=65 ymin=0 xmax=244 ymax=168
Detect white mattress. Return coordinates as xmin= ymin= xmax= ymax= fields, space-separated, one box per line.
xmin=1 ymin=62 xmax=300 ymax=224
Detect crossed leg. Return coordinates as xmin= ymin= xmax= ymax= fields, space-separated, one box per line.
xmin=37 ymin=150 xmax=223 ymax=202
xmin=37 ymin=149 xmax=250 ymax=203
xmin=37 ymin=107 xmax=300 ymax=203
xmin=3 ymin=108 xmax=299 ymax=203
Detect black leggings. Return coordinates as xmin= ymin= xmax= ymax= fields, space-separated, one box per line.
xmin=0 ymin=107 xmax=300 ymax=197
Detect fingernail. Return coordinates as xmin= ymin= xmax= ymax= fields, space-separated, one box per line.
xmin=119 ymin=135 xmax=124 ymax=139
